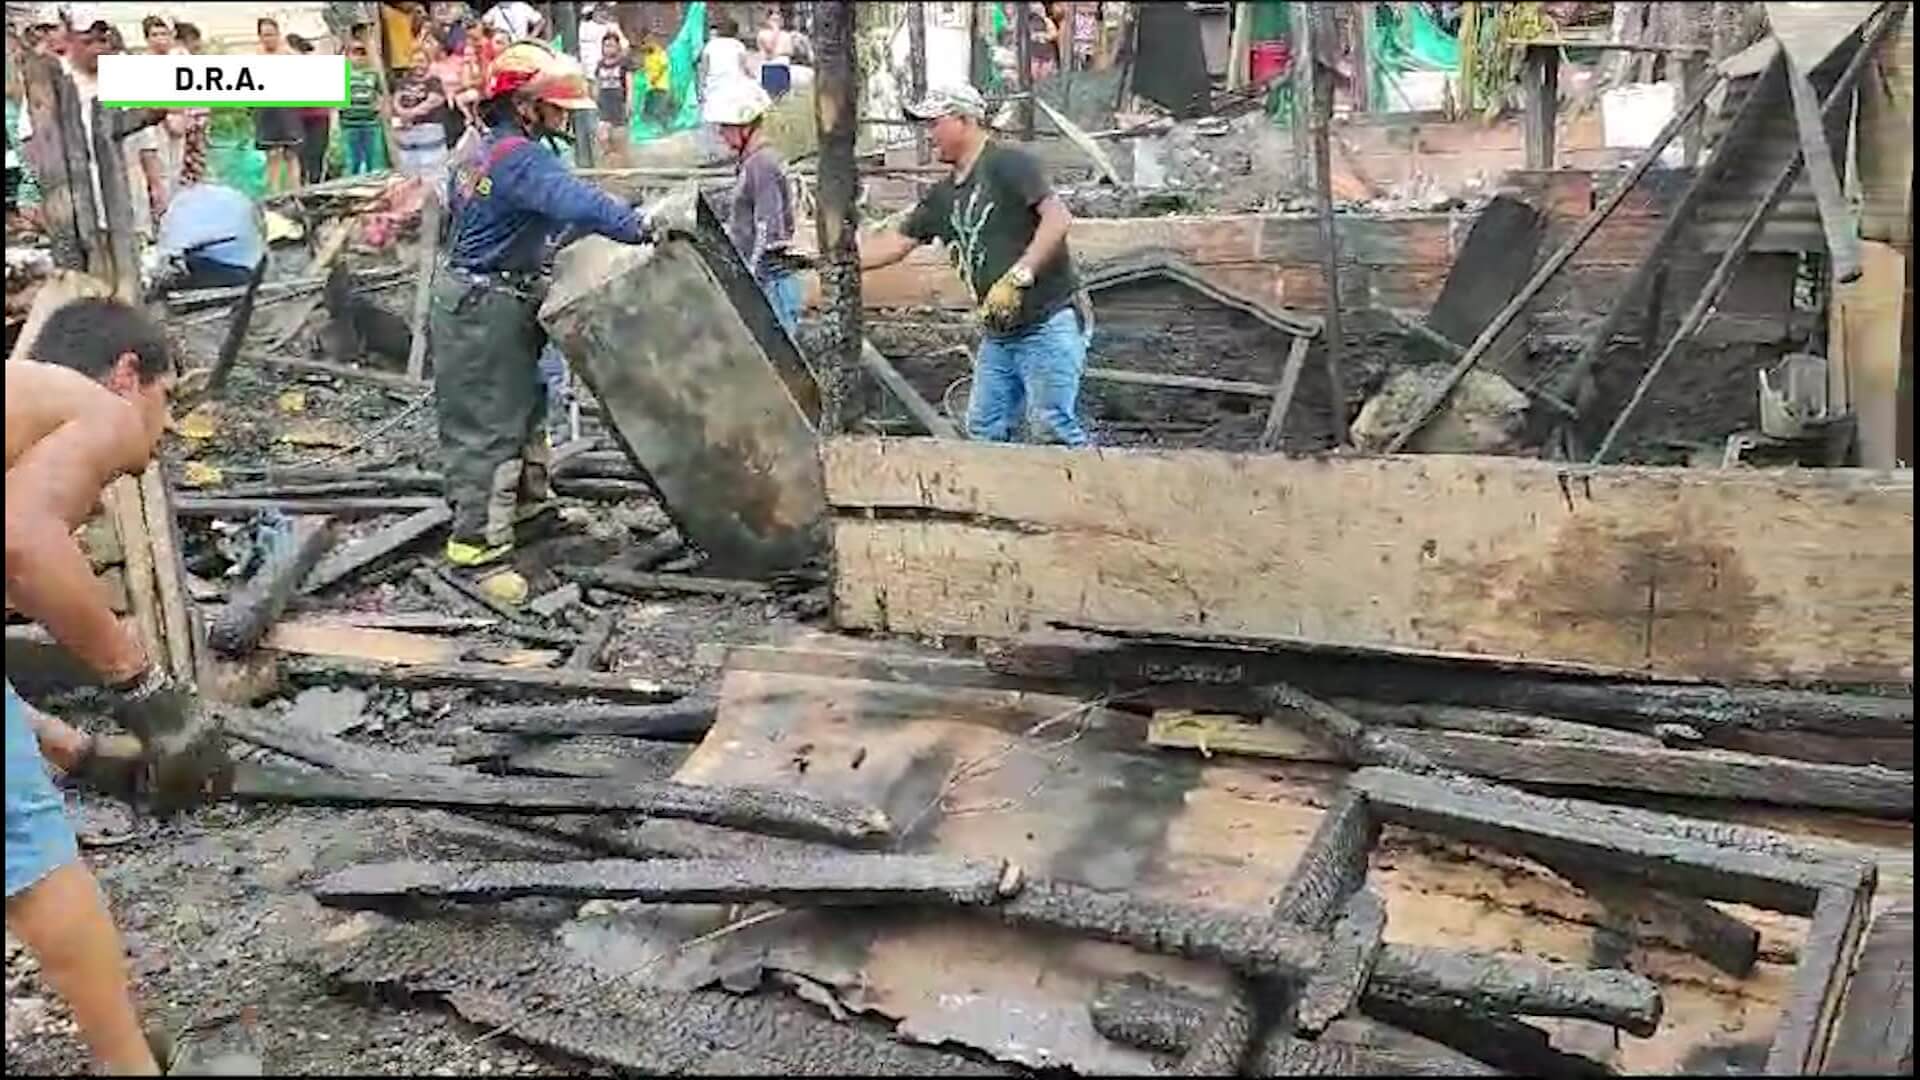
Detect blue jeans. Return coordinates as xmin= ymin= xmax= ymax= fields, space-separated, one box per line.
xmin=761 ymin=272 xmax=802 ymax=335
xmin=344 ymin=125 xmax=379 ymax=175
xmin=538 ymin=344 xmax=570 ymax=440
xmin=969 ymin=306 xmax=1092 ymax=447
xmin=6 ymin=680 xmax=78 ymax=899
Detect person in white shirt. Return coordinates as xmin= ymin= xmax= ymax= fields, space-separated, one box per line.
xmin=482 ymin=0 xmax=542 ymax=43
xmin=577 ymin=4 xmax=625 ymax=67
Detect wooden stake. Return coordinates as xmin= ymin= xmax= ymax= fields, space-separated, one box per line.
xmin=1303 ymin=4 xmax=1348 ymax=443
xmin=137 ymin=465 xmax=199 ymax=684
xmin=105 ymin=477 xmax=166 ymax=673
xmin=908 ymin=2 xmax=930 ymax=165
xmin=812 ymin=1 xmax=864 ymax=434
xmin=406 ymin=197 xmax=439 ymax=379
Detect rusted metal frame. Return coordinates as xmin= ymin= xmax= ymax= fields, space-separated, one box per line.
xmin=1587 ymin=5 xmax=1905 ymax=463
xmin=1380 ymin=67 xmax=1727 ymax=453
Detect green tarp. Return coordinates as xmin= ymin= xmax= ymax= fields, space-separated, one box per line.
xmin=630 ymin=0 xmax=708 ymax=143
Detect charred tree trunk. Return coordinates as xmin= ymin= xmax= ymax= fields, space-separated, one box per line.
xmin=908 ymin=3 xmax=930 ymax=165
xmin=812 ymin=1 xmax=864 ymax=434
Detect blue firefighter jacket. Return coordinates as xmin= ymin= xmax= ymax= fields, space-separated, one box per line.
xmin=445 ymin=123 xmax=646 ymax=273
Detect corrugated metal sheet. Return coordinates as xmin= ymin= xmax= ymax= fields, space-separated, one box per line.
xmin=1857 ymin=8 xmax=1913 ymax=244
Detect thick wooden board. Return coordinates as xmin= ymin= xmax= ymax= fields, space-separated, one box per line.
xmin=263 ymin=620 xmax=559 ymax=669
xmin=823 ymin=438 xmax=1914 ymax=685
xmin=1823 ymin=904 xmax=1915 ymax=1074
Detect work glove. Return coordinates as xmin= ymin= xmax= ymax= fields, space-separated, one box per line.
xmin=104 ymin=667 xmax=235 ymax=813
xmin=639 ymin=183 xmax=702 ymax=242
xmin=976 ymin=269 xmax=1029 ymax=333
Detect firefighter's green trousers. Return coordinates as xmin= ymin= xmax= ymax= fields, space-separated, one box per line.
xmin=429 ymin=269 xmax=552 ymax=548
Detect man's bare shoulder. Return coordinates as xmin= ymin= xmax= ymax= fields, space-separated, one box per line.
xmin=5 ymin=361 xmax=136 ymax=471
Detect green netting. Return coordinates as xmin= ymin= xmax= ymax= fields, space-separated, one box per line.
xmin=630 ymin=0 xmax=708 ymax=143
xmin=1369 ymin=3 xmax=1460 ymax=105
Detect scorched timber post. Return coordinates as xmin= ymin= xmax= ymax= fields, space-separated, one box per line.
xmin=813 ymin=0 xmax=864 ymax=433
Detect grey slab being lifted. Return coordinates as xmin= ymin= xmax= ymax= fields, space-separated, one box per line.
xmin=541 ymin=197 xmax=825 ymax=577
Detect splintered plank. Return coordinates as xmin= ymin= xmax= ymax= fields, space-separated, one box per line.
xmin=281 ymin=655 xmax=686 ymax=703
xmin=467 ymin=696 xmax=719 ymax=738
xmin=228 ymin=763 xmax=893 ymax=848
xmin=488 ymin=738 xmax=691 ymax=782
xmin=222 ymin=711 xmax=466 ymax=780
xmin=1351 ymin=767 xmax=1870 ymax=915
xmin=265 ymin=621 xmax=559 ymax=669
xmin=313 ymin=854 xmax=1011 ymax=909
xmin=1823 ymin=904 xmax=1914 ymax=1074
xmin=991 ymin=879 xmax=1661 ymax=1031
xmin=823 ymin=438 xmax=1914 ymax=684
xmin=557 ymin=566 xmax=772 ymax=599
xmin=1090 ymin=975 xmax=1499 ymax=1077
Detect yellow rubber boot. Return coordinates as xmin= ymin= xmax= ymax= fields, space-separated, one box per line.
xmin=445 ymin=537 xmax=514 ymax=568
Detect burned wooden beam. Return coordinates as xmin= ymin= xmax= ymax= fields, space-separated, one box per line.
xmin=1556 ymin=864 xmax=1761 ymax=978
xmin=207 ymin=517 xmax=337 ymax=656
xmin=466 ymin=696 xmax=717 ymax=739
xmin=1174 ymin=980 xmax=1259 ymax=1076
xmin=410 ymin=569 xmax=579 ymax=648
xmin=1359 ymin=997 xmax=1610 ymax=1078
xmin=1351 ymin=767 xmax=1872 ymax=915
xmin=566 ymin=614 xmax=615 ymax=671
xmin=557 ymin=565 xmax=772 ymax=599
xmin=1296 ymin=889 xmax=1388 ymax=1034
xmin=1090 ymin=975 xmax=1500 ymax=1077
xmin=993 ymin=879 xmax=1660 ymax=1031
xmin=995 ymin=630 xmax=1913 ymax=768
xmin=313 ymin=853 xmax=1012 ymax=909
xmin=222 ymin=711 xmax=466 ymax=780
xmin=1272 ymin=791 xmax=1378 ymax=927
xmin=1367 ymin=944 xmax=1659 ymax=1038
xmin=229 ymin=762 xmax=893 ymax=848
xmin=551 ymin=477 xmax=657 ymax=502
xmin=300 ymin=505 xmax=452 ymax=595
xmin=283 ymin=655 xmax=688 ymax=704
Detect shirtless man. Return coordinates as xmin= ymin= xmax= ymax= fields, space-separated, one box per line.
xmin=6 ymin=296 xmax=233 ymax=1076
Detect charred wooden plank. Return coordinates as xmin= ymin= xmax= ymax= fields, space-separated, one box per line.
xmin=222 ymin=711 xmax=466 ymax=780
xmin=1359 ymin=997 xmax=1608 ymax=1078
xmin=1272 ymin=791 xmax=1378 ymax=927
xmin=1296 ymin=889 xmax=1387 ymax=1034
xmin=995 ymin=879 xmax=1660 ymax=1030
xmin=282 ymin=655 xmax=686 ymax=703
xmin=551 ymin=477 xmax=657 ymax=502
xmin=228 ymin=762 xmax=892 ymax=848
xmin=1175 ymin=979 xmax=1259 ymax=1076
xmin=300 ymin=505 xmax=451 ymax=595
xmin=1556 ymin=865 xmax=1761 ymax=978
xmin=1768 ymin=881 xmax=1877 ymax=1073
xmin=1367 ymin=944 xmax=1660 ymax=1038
xmin=313 ymin=853 xmax=1011 ymax=909
xmin=421 ymin=568 xmax=579 ymax=646
xmin=1823 ymin=904 xmax=1914 ymax=1075
xmin=557 ymin=565 xmax=772 ymax=599
xmin=1255 ymin=683 xmax=1439 ymax=773
xmin=1351 ymin=767 xmax=1870 ymax=915
xmin=207 ymin=517 xmax=337 ymax=656
xmin=1090 ymin=975 xmax=1500 ymax=1077
xmin=994 ymin=630 xmax=1913 ymax=766
xmin=467 ymin=696 xmax=717 ymax=739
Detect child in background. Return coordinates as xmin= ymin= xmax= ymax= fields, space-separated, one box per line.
xmin=638 ymin=28 xmax=672 ymax=127
xmin=594 ymin=32 xmax=635 ymax=165
xmin=341 ymin=39 xmax=385 ymax=175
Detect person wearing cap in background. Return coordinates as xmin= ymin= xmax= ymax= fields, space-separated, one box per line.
xmin=433 ymin=40 xmax=657 ymax=581
xmin=707 ymin=80 xmax=804 ymax=333
xmin=859 ymin=83 xmax=1091 ymax=447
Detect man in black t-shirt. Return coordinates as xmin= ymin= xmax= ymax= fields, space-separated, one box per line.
xmin=859 ymin=83 xmax=1091 ymax=447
